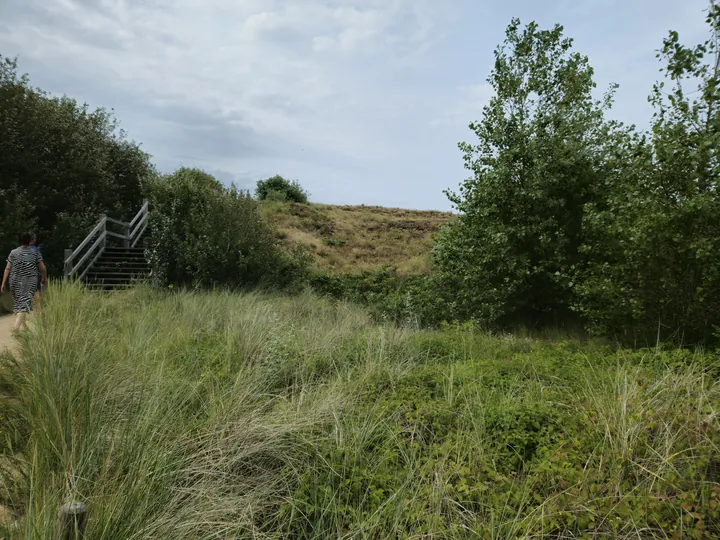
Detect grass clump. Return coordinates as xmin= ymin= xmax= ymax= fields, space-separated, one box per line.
xmin=1 ymin=284 xmax=720 ymax=538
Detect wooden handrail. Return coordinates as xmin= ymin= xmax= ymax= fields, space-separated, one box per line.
xmin=129 ymin=201 xmax=149 ymax=229
xmin=129 ymin=213 xmax=147 ymax=240
xmin=131 ymin=218 xmax=148 ymax=248
xmin=70 ymin=232 xmax=106 ymax=278
xmin=66 ymin=217 xmax=106 ymax=266
xmin=64 ymin=200 xmax=149 ymax=280
xmin=105 ymin=216 xmax=127 ymax=227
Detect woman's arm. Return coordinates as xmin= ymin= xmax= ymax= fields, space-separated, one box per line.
xmin=39 ymin=261 xmax=48 ymax=285
xmin=1 ymin=262 xmax=10 ymax=293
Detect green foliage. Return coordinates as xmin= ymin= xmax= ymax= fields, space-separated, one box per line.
xmin=256 ymin=175 xmax=309 ymax=203
xmin=0 ymin=56 xmax=155 ymax=275
xmin=283 ymin=326 xmax=720 ymax=537
xmin=433 ymin=19 xmax=619 ymax=328
xmin=265 ymin=188 xmax=289 ymax=203
xmin=147 ymin=167 xmax=308 ymax=289
xmin=310 ymin=267 xmax=456 ymax=327
xmin=577 ymin=5 xmax=720 ymax=344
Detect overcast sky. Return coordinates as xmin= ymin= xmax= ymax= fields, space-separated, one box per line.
xmin=0 ymin=0 xmax=711 ymax=210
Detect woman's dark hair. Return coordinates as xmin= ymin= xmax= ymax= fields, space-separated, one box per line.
xmin=19 ymin=232 xmax=33 ymax=246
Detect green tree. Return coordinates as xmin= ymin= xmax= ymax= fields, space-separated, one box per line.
xmin=0 ymin=56 xmax=155 ymax=275
xmin=433 ymin=20 xmax=618 ymax=327
xmin=255 ymin=175 xmax=309 ymax=203
xmin=576 ymin=3 xmax=720 ymax=344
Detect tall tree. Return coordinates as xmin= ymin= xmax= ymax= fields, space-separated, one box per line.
xmin=0 ymin=56 xmax=155 ymax=274
xmin=433 ymin=20 xmax=618 ymax=326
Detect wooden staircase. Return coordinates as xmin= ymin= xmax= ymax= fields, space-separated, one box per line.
xmin=64 ymin=201 xmax=150 ymax=291
xmin=83 ymin=247 xmax=150 ymax=291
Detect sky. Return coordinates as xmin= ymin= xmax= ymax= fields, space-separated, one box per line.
xmin=0 ymin=0 xmax=712 ymax=210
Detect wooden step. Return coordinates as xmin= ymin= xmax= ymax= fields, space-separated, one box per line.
xmin=85 ymin=276 xmax=147 ymax=284
xmin=84 ymin=283 xmax=137 ymax=291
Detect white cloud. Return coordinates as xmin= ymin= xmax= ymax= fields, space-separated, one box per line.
xmin=431 ymin=83 xmax=494 ymax=130
xmin=1 ymin=0 xmax=438 ymax=136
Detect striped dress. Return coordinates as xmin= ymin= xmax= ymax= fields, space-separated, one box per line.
xmin=7 ymin=247 xmax=42 ymax=313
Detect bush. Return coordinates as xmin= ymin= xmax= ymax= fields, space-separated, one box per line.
xmin=264 ymin=189 xmax=288 ymax=203
xmin=147 ymin=168 xmax=308 ymax=289
xmin=255 ymin=175 xmax=309 ymax=203
xmin=310 ymin=267 xmax=457 ymax=327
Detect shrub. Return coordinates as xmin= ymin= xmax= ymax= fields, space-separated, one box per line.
xmin=256 ymin=175 xmax=309 ymax=203
xmin=147 ymin=168 xmax=307 ymax=289
xmin=310 ymin=267 xmax=457 ymax=327
xmin=264 ymin=189 xmax=288 ymax=203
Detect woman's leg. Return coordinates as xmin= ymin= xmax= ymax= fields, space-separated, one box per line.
xmin=13 ymin=312 xmax=27 ymax=331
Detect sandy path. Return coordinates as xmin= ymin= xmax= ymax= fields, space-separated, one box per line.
xmin=0 ymin=314 xmax=17 ymax=354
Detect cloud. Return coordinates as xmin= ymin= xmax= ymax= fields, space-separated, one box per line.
xmin=430 ymin=83 xmax=494 ymax=130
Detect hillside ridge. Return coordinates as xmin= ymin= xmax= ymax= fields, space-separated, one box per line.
xmin=262 ymin=202 xmax=453 ymax=274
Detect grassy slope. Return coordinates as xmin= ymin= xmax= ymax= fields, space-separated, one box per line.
xmin=2 ymin=285 xmax=719 ymax=538
xmin=262 ymin=202 xmax=452 ymax=274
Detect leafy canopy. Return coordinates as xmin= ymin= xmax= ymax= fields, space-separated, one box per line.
xmin=576 ymin=3 xmax=720 ymax=344
xmin=434 ymin=7 xmax=720 ymax=345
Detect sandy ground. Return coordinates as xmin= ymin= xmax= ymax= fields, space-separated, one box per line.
xmin=0 ymin=314 xmax=17 ymax=354
xmin=0 ymin=315 xmax=16 ymax=528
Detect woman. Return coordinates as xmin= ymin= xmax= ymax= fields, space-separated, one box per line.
xmin=29 ymin=232 xmax=43 ymax=311
xmin=1 ymin=232 xmax=48 ymax=332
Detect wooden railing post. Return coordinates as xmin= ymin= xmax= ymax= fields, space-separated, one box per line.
xmin=58 ymin=501 xmax=86 ymax=539
xmin=124 ymin=222 xmax=131 ymax=248
xmin=64 ymin=249 xmax=73 ymax=281
xmin=99 ymin=214 xmax=107 ymax=251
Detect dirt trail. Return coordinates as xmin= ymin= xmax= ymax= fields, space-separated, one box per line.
xmin=0 ymin=314 xmax=17 ymax=354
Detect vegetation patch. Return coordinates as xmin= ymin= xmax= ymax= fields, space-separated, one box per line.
xmin=1 ymin=286 xmax=719 ymax=538
xmin=263 ymin=203 xmax=451 ymax=275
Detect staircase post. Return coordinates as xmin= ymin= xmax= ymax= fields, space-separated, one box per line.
xmin=64 ymin=249 xmax=73 ymax=281
xmin=58 ymin=501 xmax=86 ymax=539
xmin=123 ymin=222 xmax=130 ymax=248
xmin=99 ymin=214 xmax=107 ymax=251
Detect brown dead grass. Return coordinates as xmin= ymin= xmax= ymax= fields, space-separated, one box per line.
xmin=262 ymin=202 xmax=453 ymax=275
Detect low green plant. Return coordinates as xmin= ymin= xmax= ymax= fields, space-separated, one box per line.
xmin=310 ymin=266 xmax=457 ymax=327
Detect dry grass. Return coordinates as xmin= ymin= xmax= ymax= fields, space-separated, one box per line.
xmin=262 ymin=202 xmax=453 ymax=275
